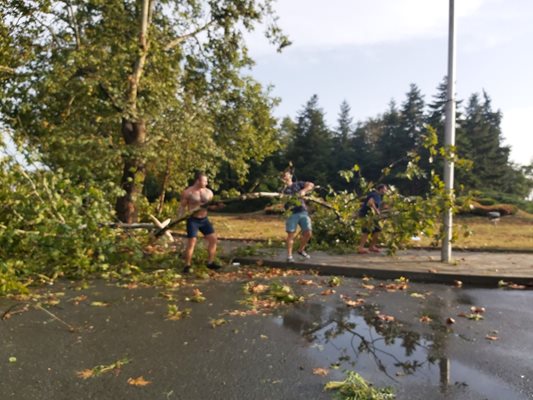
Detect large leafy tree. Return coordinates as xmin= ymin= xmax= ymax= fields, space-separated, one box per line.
xmin=0 ymin=0 xmax=289 ymax=222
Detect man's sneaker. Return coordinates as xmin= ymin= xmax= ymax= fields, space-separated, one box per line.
xmin=183 ymin=265 xmax=193 ymax=274
xmin=297 ymin=250 xmax=311 ymax=259
xmin=287 ymin=256 xmax=295 ymax=263
xmin=207 ymin=262 xmax=222 ymax=271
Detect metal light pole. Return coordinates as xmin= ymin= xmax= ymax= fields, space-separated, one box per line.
xmin=442 ymin=0 xmax=456 ymax=263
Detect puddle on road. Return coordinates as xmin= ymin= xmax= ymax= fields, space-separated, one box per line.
xmin=274 ymin=300 xmax=528 ymax=400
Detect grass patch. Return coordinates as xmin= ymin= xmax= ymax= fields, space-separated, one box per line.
xmin=205 ymin=211 xmax=533 ymax=251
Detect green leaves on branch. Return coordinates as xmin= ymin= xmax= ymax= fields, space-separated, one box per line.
xmin=324 ymin=371 xmax=395 ymax=400
xmin=0 ymin=154 xmax=137 ymax=295
xmin=312 ymin=128 xmax=463 ymax=253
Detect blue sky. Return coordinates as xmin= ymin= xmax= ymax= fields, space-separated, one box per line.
xmin=246 ymin=0 xmax=533 ymax=166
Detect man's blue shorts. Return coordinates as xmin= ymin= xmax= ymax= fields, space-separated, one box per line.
xmin=186 ymin=217 xmax=215 ymax=238
xmin=286 ymin=211 xmax=312 ymax=233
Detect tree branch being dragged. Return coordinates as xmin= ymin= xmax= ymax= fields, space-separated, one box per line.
xmin=153 ymin=191 xmax=340 ymax=238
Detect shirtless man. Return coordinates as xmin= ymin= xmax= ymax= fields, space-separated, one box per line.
xmin=178 ymin=171 xmax=221 ymax=273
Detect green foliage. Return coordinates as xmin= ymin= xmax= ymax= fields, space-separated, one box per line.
xmin=268 ymin=281 xmax=302 ymax=303
xmin=0 ymin=0 xmax=288 ymax=220
xmin=324 ymin=371 xmax=395 ymax=400
xmin=311 ymin=128 xmax=457 ymax=253
xmin=0 ymin=153 xmax=157 ymax=295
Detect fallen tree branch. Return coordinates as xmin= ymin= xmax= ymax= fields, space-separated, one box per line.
xmin=153 ymin=191 xmax=339 ymax=238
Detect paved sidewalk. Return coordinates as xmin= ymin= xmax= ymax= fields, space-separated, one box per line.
xmin=229 ymin=245 xmax=533 ymax=286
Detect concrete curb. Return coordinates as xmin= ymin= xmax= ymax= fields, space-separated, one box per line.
xmin=232 ymin=256 xmax=533 ymax=287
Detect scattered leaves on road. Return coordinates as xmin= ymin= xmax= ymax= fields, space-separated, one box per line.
xmin=210 ymin=318 xmax=228 ymax=328
xmin=76 ymin=358 xmax=130 ymax=379
xmin=328 ymin=276 xmax=342 ymax=287
xmin=458 ymin=312 xmax=484 ymax=321
xmin=324 ymin=371 xmax=395 ymax=399
xmin=166 ymin=305 xmax=191 ymax=320
xmin=187 ymin=288 xmax=206 ymax=303
xmin=340 ymin=294 xmax=365 ymax=308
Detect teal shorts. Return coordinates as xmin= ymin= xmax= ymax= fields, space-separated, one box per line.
xmin=286 ymin=211 xmax=312 ymax=233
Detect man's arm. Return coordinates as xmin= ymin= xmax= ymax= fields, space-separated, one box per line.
xmin=299 ymin=181 xmax=315 ymax=196
xmin=177 ymin=190 xmax=189 ymax=218
xmin=367 ymin=197 xmax=380 ymax=215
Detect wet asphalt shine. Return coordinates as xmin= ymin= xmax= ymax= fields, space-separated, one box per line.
xmin=1 ymin=269 xmax=532 ymax=400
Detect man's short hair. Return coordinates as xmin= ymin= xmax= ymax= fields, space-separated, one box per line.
xmin=376 ymin=183 xmax=387 ymax=191
xmin=194 ymin=171 xmax=207 ymax=182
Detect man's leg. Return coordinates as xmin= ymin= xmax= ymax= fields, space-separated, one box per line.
xmin=285 ymin=214 xmax=298 ymax=261
xmin=297 ymin=214 xmax=312 ymax=254
xmin=286 ymin=231 xmax=296 ymax=258
xmin=298 ymin=230 xmax=312 ymax=252
xmin=205 ymin=233 xmax=217 ymax=264
xmin=184 ymin=237 xmax=197 ymax=267
xmin=369 ymin=232 xmax=380 ymax=251
xmin=358 ymin=233 xmax=369 ymax=253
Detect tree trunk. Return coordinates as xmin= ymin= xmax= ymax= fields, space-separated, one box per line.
xmin=156 ymin=160 xmax=171 ymax=216
xmin=115 ymin=118 xmax=146 ymax=223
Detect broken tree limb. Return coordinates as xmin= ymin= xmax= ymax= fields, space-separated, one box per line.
xmin=153 ymin=191 xmax=340 ymax=238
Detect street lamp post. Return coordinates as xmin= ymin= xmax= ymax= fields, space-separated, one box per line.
xmin=442 ymin=0 xmax=456 ymax=263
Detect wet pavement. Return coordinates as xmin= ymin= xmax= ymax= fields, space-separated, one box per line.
xmin=1 ymin=267 xmax=533 ymax=400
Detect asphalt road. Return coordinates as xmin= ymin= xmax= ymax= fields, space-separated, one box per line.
xmin=1 ymin=268 xmax=532 ymax=400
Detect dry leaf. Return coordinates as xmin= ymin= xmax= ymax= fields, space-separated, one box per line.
xmin=508 ymin=283 xmax=526 ymax=290
xmin=485 ymin=335 xmax=499 ymax=341
xmin=446 ymin=317 xmax=456 ymax=324
xmin=375 ymin=314 xmax=395 ymax=322
xmin=419 ymin=315 xmax=432 ymax=323
xmin=127 ymin=376 xmax=151 ymax=386
xmin=320 ymin=289 xmax=336 ymax=296
xmin=210 ymin=318 xmax=227 ymax=328
xmin=76 ymin=369 xmax=94 ymax=379
xmin=453 ymin=280 xmax=463 ymax=288
xmin=296 ymin=279 xmax=315 ymax=286
xmin=340 ymin=295 xmax=365 ymax=308
xmin=90 ymin=301 xmax=109 ymax=307
xmin=313 ymin=368 xmax=329 ymax=376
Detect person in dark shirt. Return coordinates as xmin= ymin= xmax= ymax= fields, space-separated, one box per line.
xmin=357 ymin=184 xmax=388 ymax=254
xmin=281 ymin=171 xmax=315 ymax=262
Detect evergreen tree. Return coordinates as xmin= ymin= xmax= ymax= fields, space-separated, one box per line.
xmin=374 ymin=100 xmax=401 ymax=175
xmin=425 ymin=77 xmax=471 ymax=192
xmin=463 ymin=92 xmax=510 ymax=191
xmin=353 ymin=114 xmax=387 ymax=183
xmin=331 ymin=101 xmax=356 ymax=189
xmin=286 ymin=95 xmax=333 ymax=186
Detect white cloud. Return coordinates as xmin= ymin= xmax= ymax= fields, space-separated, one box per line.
xmin=248 ymin=0 xmax=486 ymax=55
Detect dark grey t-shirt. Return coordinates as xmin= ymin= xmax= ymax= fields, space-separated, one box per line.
xmin=283 ymin=181 xmax=307 ymax=213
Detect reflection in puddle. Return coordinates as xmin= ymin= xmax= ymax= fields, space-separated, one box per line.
xmin=275 ymin=300 xmax=527 ymax=399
